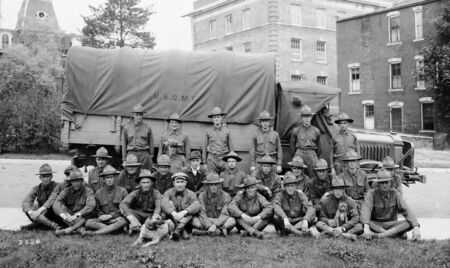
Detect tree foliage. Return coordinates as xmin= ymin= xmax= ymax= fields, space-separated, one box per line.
xmin=0 ymin=22 xmax=64 ymax=153
xmin=421 ymin=3 xmax=450 ymax=122
xmin=81 ymin=0 xmax=155 ymax=49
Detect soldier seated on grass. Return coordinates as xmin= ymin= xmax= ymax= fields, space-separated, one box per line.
xmin=161 ymin=172 xmax=201 ymax=241
xmin=21 ymin=164 xmax=63 ymax=231
xmin=272 ymin=172 xmax=319 ymax=238
xmin=316 ymin=176 xmax=363 ymax=241
xmin=228 ymin=175 xmax=274 ymax=239
xmin=119 ymin=169 xmax=162 ymax=235
xmin=361 ymin=170 xmax=421 ymax=240
xmin=191 ymin=173 xmax=236 ymax=236
xmin=220 ymin=151 xmax=246 ymax=197
xmin=81 ymin=165 xmax=128 ymax=236
xmin=53 ymin=169 xmax=96 ymax=236
xmin=117 ymin=154 xmax=142 ymax=193
xmin=153 ymin=154 xmax=174 ymax=195
xmin=254 ymin=155 xmax=281 ymax=201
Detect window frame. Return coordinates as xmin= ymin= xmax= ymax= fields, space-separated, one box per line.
xmin=242 ymin=8 xmax=250 ymax=31
xmin=209 ymin=19 xmax=216 ymax=40
xmin=388 ymin=58 xmax=402 ymax=91
xmin=388 ymin=15 xmax=400 ymax=44
xmin=317 ymin=76 xmax=327 ymax=85
xmin=291 ymin=38 xmax=302 ymax=62
xmin=243 ymin=41 xmax=251 ymax=53
xmin=316 ymin=8 xmax=327 ymax=29
xmin=290 ymin=4 xmax=302 ymax=26
xmin=225 ymin=14 xmax=233 ymax=35
xmin=348 ymin=63 xmax=360 ymax=93
xmin=420 ymin=97 xmax=435 ymax=131
xmin=413 ymin=6 xmax=423 ymax=41
xmin=388 ymin=102 xmax=403 ymax=133
xmin=316 ymin=40 xmax=327 ymax=63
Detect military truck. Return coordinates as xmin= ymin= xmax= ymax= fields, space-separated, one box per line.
xmin=61 ymin=47 xmax=425 ymax=186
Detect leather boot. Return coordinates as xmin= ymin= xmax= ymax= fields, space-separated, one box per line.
xmin=94 ymin=218 xmax=128 ymax=235
xmin=192 ymin=229 xmax=208 ymax=236
xmin=35 ymin=215 xmax=62 ymax=230
xmin=341 ymin=233 xmax=357 ymax=241
xmin=85 ymin=220 xmax=107 ymax=231
xmin=377 ymin=221 xmax=411 ymax=238
xmin=252 ymin=230 xmax=265 ymax=239
xmin=182 ymin=229 xmax=190 ymax=240
xmin=20 ymin=222 xmax=39 ymax=231
xmin=171 ymin=228 xmax=183 ymax=241
xmin=286 ymin=226 xmax=304 ymax=236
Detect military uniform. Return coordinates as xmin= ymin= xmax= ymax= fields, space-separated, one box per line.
xmin=169 ymin=154 xmax=189 ymax=174
xmin=332 ymin=113 xmax=359 ymax=175
xmin=88 ymin=166 xmax=105 ymax=193
xmin=339 ymin=168 xmax=369 ymax=209
xmin=255 ymin=169 xmax=281 ymax=200
xmin=272 ymin=189 xmax=315 ymax=230
xmin=159 ymin=130 xmax=191 ymax=158
xmin=250 ymin=129 xmax=282 ymax=168
xmin=117 ymin=169 xmax=140 ymax=193
xmin=153 ymin=171 xmax=174 ymax=195
xmin=221 ymin=168 xmax=246 ymax=197
xmin=290 ymin=124 xmax=321 ymax=177
xmin=119 ymin=187 xmax=162 ymax=224
xmin=203 ymin=124 xmax=234 ymax=174
xmin=307 ymin=175 xmax=331 ymax=211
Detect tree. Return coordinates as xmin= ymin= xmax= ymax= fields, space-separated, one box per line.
xmin=81 ymin=0 xmax=155 ymax=49
xmin=0 ymin=21 xmax=64 ymax=153
xmin=421 ymin=3 xmax=450 ymax=129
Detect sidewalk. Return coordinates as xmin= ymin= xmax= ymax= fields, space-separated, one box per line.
xmin=1 ymin=208 xmax=449 ymax=240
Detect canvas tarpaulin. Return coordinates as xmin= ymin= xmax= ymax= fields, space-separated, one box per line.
xmin=62 ymin=47 xmax=276 ymax=124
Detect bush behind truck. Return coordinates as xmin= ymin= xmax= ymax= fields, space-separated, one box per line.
xmin=61 ymin=47 xmax=425 ymax=186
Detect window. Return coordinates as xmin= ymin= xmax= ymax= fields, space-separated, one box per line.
xmin=388 ymin=16 xmax=400 ymax=43
xmin=291 ymin=4 xmax=301 ymax=26
xmin=363 ymin=101 xmax=375 ymax=130
xmin=225 ymin=46 xmax=233 ymax=51
xmin=291 ymin=74 xmax=304 ymax=81
xmin=225 ymin=15 xmax=233 ymax=35
xmin=243 ymin=42 xmax=251 ymax=53
xmin=390 ymin=62 xmax=402 ymax=89
xmin=209 ymin=20 xmax=216 ymax=39
xmin=421 ymin=99 xmax=435 ymax=131
xmin=414 ymin=8 xmax=423 ymax=40
xmin=242 ymin=9 xmax=250 ymax=30
xmin=1 ymin=34 xmax=10 ymax=49
xmin=391 ymin=107 xmax=402 ymax=133
xmin=291 ymin=38 xmax=302 ymax=61
xmin=316 ymin=8 xmax=326 ymax=29
xmin=317 ymin=76 xmax=327 ymax=85
xmin=350 ymin=67 xmax=360 ymax=92
xmin=415 ymin=56 xmax=425 ymax=89
xmin=316 ymin=41 xmax=326 ymax=63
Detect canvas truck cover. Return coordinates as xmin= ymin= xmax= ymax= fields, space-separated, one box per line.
xmin=62 ymin=47 xmax=276 ymax=124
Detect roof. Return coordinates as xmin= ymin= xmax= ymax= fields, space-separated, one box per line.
xmin=337 ymin=0 xmax=441 ymax=22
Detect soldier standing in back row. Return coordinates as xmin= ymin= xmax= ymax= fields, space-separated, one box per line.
xmin=203 ymin=107 xmax=234 ymax=175
xmin=122 ymin=104 xmax=154 ymax=170
xmin=159 ymin=113 xmax=191 ymax=159
xmin=290 ymin=105 xmax=321 ymax=178
xmin=250 ymin=111 xmax=283 ymax=174
xmin=332 ymin=113 xmax=359 ymax=175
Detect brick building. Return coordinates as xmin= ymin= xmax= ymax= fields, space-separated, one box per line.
xmin=185 ymin=0 xmax=399 ymax=86
xmin=337 ymin=0 xmax=446 ymax=135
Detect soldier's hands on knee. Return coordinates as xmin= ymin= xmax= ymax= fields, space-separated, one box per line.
xmin=99 ymin=214 xmax=113 ymax=222
xmin=328 ymin=219 xmax=337 ymax=228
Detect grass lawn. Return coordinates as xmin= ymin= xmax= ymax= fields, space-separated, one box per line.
xmin=1 ymin=230 xmax=449 ymax=268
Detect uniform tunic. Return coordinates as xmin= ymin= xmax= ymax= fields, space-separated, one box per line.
xmin=94 ymin=185 xmax=128 ymax=218
xmin=307 ymin=176 xmax=331 ymax=210
xmin=255 ymin=170 xmax=281 ymax=199
xmin=22 ymin=181 xmax=59 ymax=212
xmin=159 ymin=129 xmax=191 ymax=158
xmin=332 ymin=130 xmax=359 ymax=159
xmin=339 ymin=169 xmax=369 ymax=207
xmin=183 ymin=167 xmax=206 ymax=193
xmin=273 ymin=190 xmax=315 ymax=222
xmin=122 ymin=121 xmax=154 ymax=169
xmin=250 ymin=129 xmax=283 ymax=167
xmin=161 ymin=188 xmax=201 ymax=215
xmin=290 ymin=124 xmax=321 ymax=153
xmin=203 ymin=124 xmax=234 ymax=158
xmin=198 ymin=190 xmax=232 ymax=228
xmin=119 ymin=188 xmax=162 ymax=217
xmin=153 ymin=171 xmax=174 ymax=196
xmin=116 ymin=169 xmax=140 ymax=193
xmin=360 ymin=189 xmax=419 ymax=227
xmin=169 ymin=154 xmax=189 ymax=174
xmin=53 ymin=186 xmax=95 ymax=217
xmin=88 ymin=166 xmax=105 ymax=193
xmin=295 ymin=173 xmax=310 ymax=195
xmin=319 ymin=194 xmax=360 ymax=231
xmin=228 ymin=192 xmax=273 ymax=219
xmin=221 ymin=168 xmax=247 ymax=197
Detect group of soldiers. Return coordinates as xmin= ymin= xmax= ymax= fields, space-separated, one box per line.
xmin=21 ymin=104 xmax=421 ymax=241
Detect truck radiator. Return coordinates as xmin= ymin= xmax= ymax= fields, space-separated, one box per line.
xmin=360 ymin=144 xmax=391 ymax=161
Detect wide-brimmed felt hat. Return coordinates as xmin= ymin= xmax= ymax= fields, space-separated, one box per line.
xmin=222 ymin=151 xmax=242 ymax=162
xmin=288 ymin=156 xmax=307 ymax=168
xmin=172 ymin=172 xmax=189 ymax=181
xmin=376 ymin=169 xmax=393 ymax=183
xmin=257 ymin=155 xmax=276 ymax=165
xmin=314 ymin=159 xmax=330 ymax=171
xmin=208 ymin=107 xmax=226 ymax=118
xmin=68 ymin=169 xmax=84 ymax=181
xmin=157 ymin=154 xmax=171 ymax=166
xmin=167 ymin=138 xmax=180 ymax=147
xmin=189 ymin=151 xmax=202 ymax=160
xmin=283 ymin=172 xmax=299 ymax=186
xmin=342 ymin=150 xmax=362 ymax=161
xmin=135 ymin=169 xmax=156 ymax=183
xmin=334 ymin=113 xmax=354 ymax=124
xmin=131 ymin=104 xmax=145 ymax=114
xmin=92 ymin=147 xmax=112 ymax=159
xmin=238 ymin=175 xmax=261 ymax=188
xmin=382 ymin=156 xmax=399 ymax=169
xmin=99 ymin=165 xmax=120 ymax=177
xmin=202 ymin=173 xmax=224 ymax=184
xmin=257 ymin=111 xmax=274 ymax=121
xmin=123 ymin=154 xmax=142 ymax=167
xmin=166 ymin=113 xmax=182 ymax=123
xmin=299 ymin=105 xmax=315 ymax=116
xmin=330 ymin=177 xmax=346 ymax=189
xmin=36 ymin=163 xmax=56 ymax=175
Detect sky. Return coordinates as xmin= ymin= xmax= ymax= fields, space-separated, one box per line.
xmin=0 ymin=0 xmax=195 ymax=50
